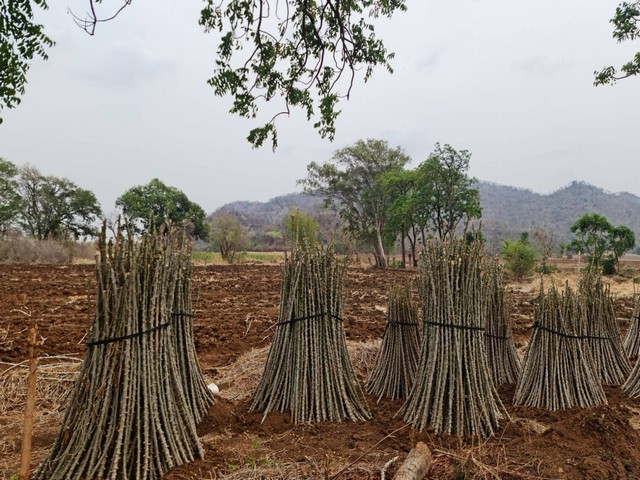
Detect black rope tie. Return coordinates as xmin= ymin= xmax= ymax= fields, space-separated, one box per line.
xmin=172 ymin=311 xmax=195 ymax=320
xmin=388 ymin=320 xmax=419 ymax=327
xmin=484 ymin=332 xmax=512 ymax=340
xmin=384 ymin=320 xmax=419 ymax=332
xmin=87 ymin=321 xmax=171 ymax=347
xmin=532 ymin=322 xmax=610 ymax=341
xmin=277 ymin=312 xmax=344 ymax=327
xmin=424 ymin=320 xmax=484 ymax=332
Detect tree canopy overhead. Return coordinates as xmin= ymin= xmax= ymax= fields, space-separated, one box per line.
xmin=595 ymin=1 xmax=640 ymax=85
xmin=2 ymin=0 xmax=406 ymax=147
xmin=0 ymin=0 xmax=54 ymax=124
xmin=116 ymin=178 xmax=210 ymax=240
xmin=201 ymin=0 xmax=407 ymax=148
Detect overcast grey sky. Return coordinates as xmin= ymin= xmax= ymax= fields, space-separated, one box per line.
xmin=1 ymin=0 xmax=638 ymax=215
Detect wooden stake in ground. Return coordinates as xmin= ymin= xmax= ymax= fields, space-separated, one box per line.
xmin=398 ymin=239 xmax=507 ymax=437
xmin=19 ymin=324 xmax=40 ymax=480
xmin=251 ymin=243 xmax=370 ymax=423
xmin=483 ymin=259 xmax=521 ymax=385
xmin=513 ymin=283 xmax=607 ymax=410
xmin=367 ymin=281 xmax=420 ymax=401
xmin=36 ymin=225 xmax=203 ymax=480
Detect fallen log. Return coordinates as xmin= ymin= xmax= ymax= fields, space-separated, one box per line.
xmin=393 ymin=442 xmax=433 ymax=480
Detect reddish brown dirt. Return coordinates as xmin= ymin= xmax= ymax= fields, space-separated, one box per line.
xmin=2 ymin=263 xmax=640 ymax=479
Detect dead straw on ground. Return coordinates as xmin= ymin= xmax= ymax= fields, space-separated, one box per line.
xmin=214 ymin=341 xmax=380 ymax=402
xmin=0 ymin=356 xmax=81 ymax=416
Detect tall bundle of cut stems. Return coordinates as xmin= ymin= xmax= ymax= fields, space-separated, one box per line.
xmin=623 ymin=295 xmax=640 ymax=359
xmin=398 ymin=239 xmax=507 ymax=437
xmin=172 ymin=237 xmax=215 ymax=423
xmin=483 ymin=258 xmax=521 ymax=385
xmin=36 ymin=224 xmax=203 ymax=480
xmin=622 ymin=294 xmax=640 ymax=397
xmin=577 ymin=273 xmax=630 ymax=386
xmin=250 ymin=244 xmax=370 ymax=423
xmin=366 ymin=281 xmax=420 ymax=401
xmin=513 ymin=283 xmax=606 ymax=410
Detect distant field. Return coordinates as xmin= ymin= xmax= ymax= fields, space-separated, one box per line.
xmin=191 ymin=250 xmax=285 ymax=265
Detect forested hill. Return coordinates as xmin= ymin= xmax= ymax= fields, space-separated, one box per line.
xmin=478 ymin=181 xmax=640 ymax=244
xmin=213 ymin=181 xmax=640 ymax=248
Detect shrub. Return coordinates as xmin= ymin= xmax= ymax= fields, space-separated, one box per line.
xmin=210 ymin=213 xmax=249 ymax=263
xmin=501 ymin=238 xmax=538 ymax=281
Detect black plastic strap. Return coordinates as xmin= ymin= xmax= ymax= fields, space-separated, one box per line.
xmin=424 ymin=320 xmax=484 ymax=331
xmin=532 ymin=322 xmax=609 ymax=341
xmin=87 ymin=321 xmax=171 ymax=347
xmin=172 ymin=311 xmax=195 ymax=319
xmin=388 ymin=320 xmax=419 ymax=327
xmin=484 ymin=332 xmax=512 ymax=340
xmin=277 ymin=312 xmax=343 ymax=326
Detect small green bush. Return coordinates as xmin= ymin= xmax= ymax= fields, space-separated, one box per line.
xmin=501 ymin=238 xmax=538 ymax=281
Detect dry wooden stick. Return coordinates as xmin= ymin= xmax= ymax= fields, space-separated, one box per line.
xmin=393 ymin=442 xmax=433 ymax=480
xmin=19 ymin=324 xmax=41 ymax=480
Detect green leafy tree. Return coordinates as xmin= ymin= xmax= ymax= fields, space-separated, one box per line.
xmin=116 ymin=178 xmax=209 ymax=240
xmin=501 ymin=235 xmax=538 ymax=281
xmin=595 ymin=1 xmax=640 ymax=85
xmin=568 ymin=213 xmax=615 ymax=268
xmin=210 ymin=212 xmax=249 ymax=263
xmin=568 ymin=213 xmax=636 ymax=273
xmin=609 ymin=224 xmax=636 ymax=271
xmin=284 ymin=209 xmax=319 ymax=249
xmin=299 ymin=138 xmax=410 ymax=268
xmin=3 ymin=1 xmax=405 ymax=147
xmin=0 ymin=158 xmax=21 ymax=234
xmin=0 ymin=0 xmax=54 ymax=123
xmin=17 ymin=165 xmax=102 ymax=239
xmin=381 ymin=168 xmax=419 ymax=268
xmin=413 ymin=143 xmax=481 ymax=241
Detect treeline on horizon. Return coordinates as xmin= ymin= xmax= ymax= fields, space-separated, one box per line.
xmin=2 ymin=139 xmax=640 ymax=266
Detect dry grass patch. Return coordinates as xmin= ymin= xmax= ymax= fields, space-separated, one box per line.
xmin=214 ymin=340 xmax=381 ymax=402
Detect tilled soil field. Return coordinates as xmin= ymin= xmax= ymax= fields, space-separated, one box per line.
xmin=2 ymin=263 xmax=640 ymax=479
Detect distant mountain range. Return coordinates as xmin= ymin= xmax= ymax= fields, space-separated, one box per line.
xmin=213 ymin=181 xmax=640 ymax=249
